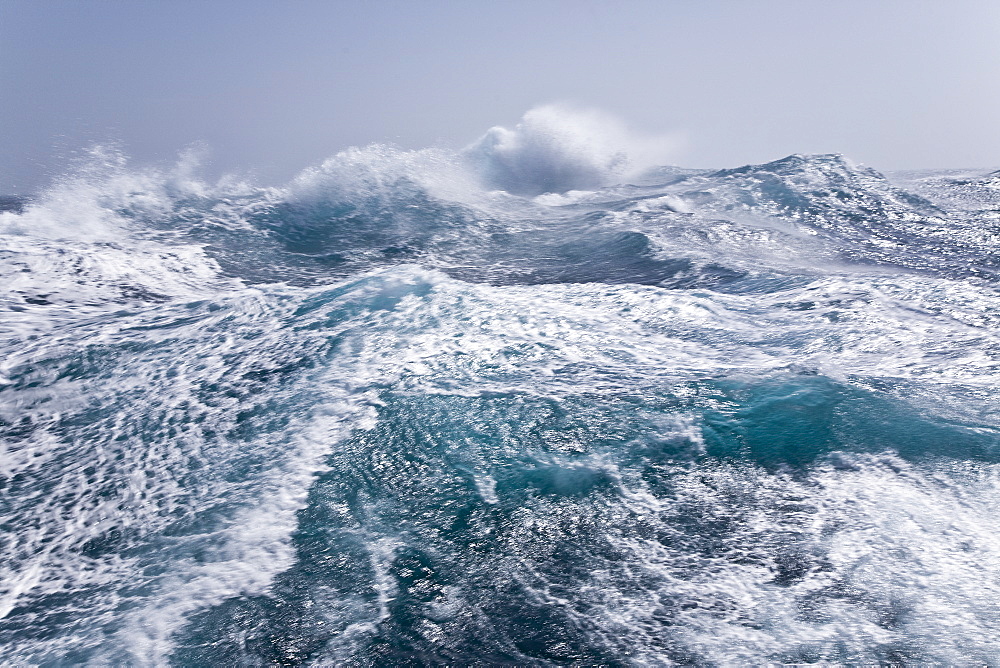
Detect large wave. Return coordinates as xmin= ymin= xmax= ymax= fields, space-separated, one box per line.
xmin=2 ymin=109 xmax=1000 ymax=665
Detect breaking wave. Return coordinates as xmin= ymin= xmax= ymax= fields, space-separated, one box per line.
xmin=2 ymin=106 xmax=1000 ymax=665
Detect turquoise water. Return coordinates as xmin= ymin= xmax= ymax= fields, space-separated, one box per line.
xmin=2 ymin=137 xmax=1000 ymax=664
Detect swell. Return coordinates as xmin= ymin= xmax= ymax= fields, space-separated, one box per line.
xmin=2 ymin=118 xmax=1000 ymax=664
xmin=3 ymin=139 xmax=993 ymax=307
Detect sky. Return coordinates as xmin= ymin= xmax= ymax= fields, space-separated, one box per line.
xmin=2 ymin=0 xmax=1000 ymax=194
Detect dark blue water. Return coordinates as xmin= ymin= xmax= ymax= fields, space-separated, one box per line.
xmin=2 ymin=131 xmax=1000 ymax=665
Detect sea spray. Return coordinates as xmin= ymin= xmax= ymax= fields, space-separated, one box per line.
xmin=2 ymin=111 xmax=1000 ymax=664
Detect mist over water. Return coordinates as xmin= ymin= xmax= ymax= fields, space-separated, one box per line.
xmin=2 ymin=106 xmax=1000 ymax=665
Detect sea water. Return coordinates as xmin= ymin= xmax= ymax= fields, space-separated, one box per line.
xmin=2 ymin=110 xmax=1000 ymax=665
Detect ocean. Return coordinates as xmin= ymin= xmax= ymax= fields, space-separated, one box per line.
xmin=2 ymin=118 xmax=1000 ymax=664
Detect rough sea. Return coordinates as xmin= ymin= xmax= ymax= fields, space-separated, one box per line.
xmin=3 ymin=109 xmax=1000 ymax=665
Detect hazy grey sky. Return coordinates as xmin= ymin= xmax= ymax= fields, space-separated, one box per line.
xmin=3 ymin=0 xmax=999 ymax=193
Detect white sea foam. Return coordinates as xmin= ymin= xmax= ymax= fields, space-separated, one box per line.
xmin=287 ymin=143 xmax=485 ymax=209
xmin=1 ymin=145 xmax=252 ymax=240
xmin=536 ymin=453 xmax=1000 ymax=664
xmin=2 ymin=114 xmax=999 ymax=664
xmin=0 ymin=285 xmax=377 ymax=663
